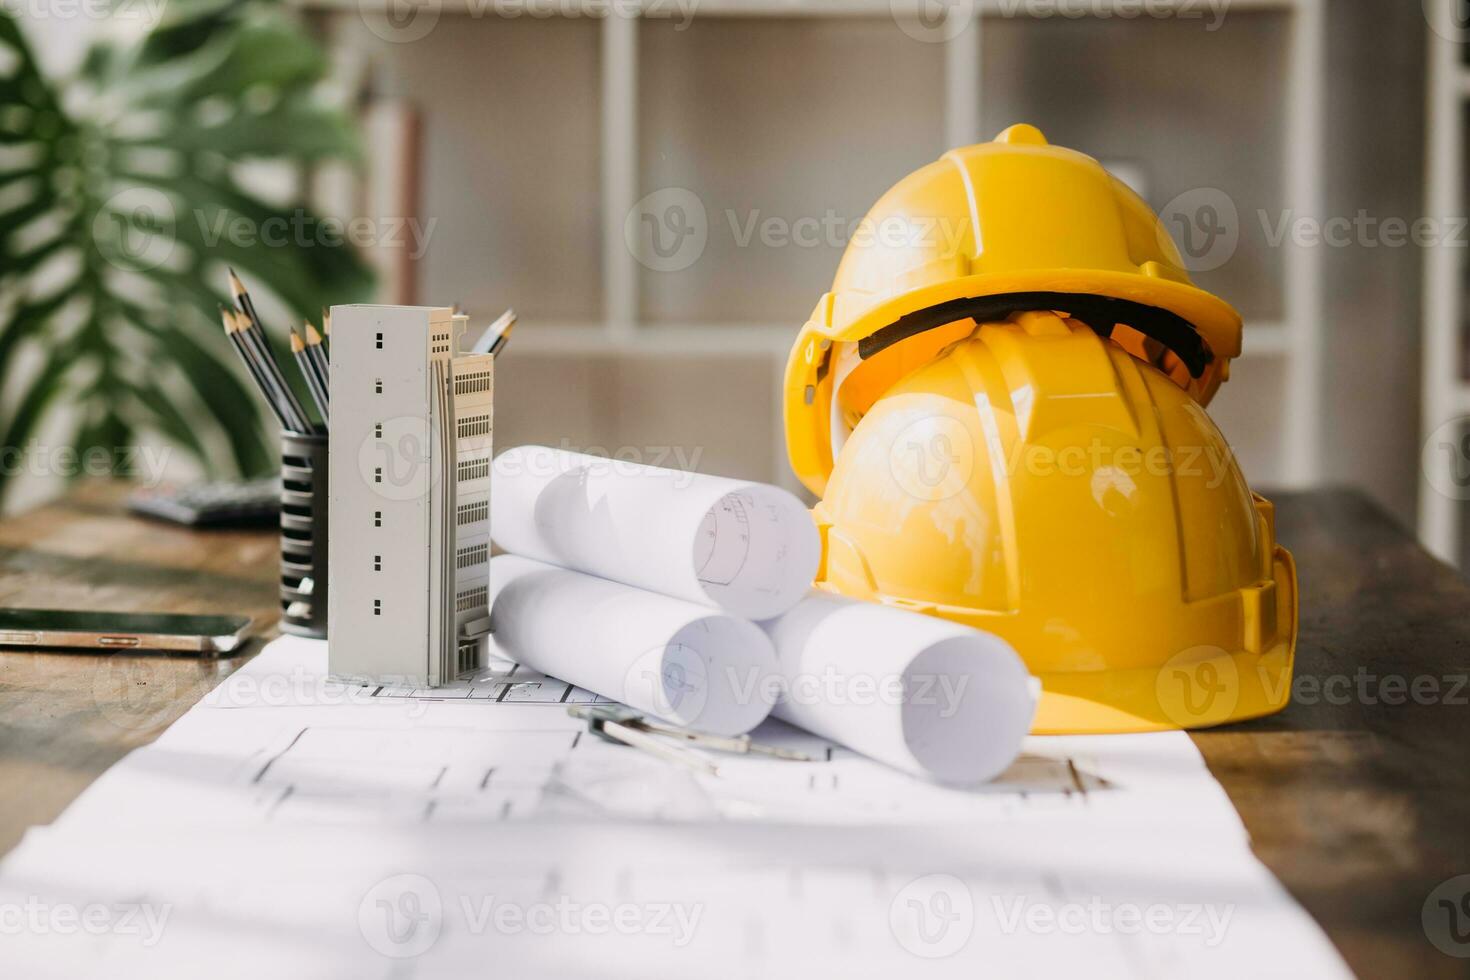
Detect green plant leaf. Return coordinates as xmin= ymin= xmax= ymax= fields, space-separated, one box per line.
xmin=0 ymin=5 xmax=374 ymax=506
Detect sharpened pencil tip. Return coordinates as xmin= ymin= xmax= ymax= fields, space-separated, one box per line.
xmin=304 ymin=322 xmax=323 ymax=346
xmin=289 ymin=330 xmax=305 ymax=352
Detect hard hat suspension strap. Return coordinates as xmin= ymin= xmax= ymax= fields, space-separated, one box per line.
xmin=856 ymin=292 xmax=1213 ymax=379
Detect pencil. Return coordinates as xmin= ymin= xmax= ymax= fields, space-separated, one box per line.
xmin=291 ymin=329 xmax=330 ymax=427
xmin=237 ymin=309 xmax=305 ymax=432
xmin=473 ymin=308 xmax=517 ymax=357
xmin=227 ymin=270 xmax=313 ymax=432
xmin=304 ymin=320 xmax=331 ymax=414
xmin=221 ymin=308 xmax=289 ymax=429
xmin=236 ymin=308 xmax=311 ymax=433
xmin=305 ymin=320 xmax=330 ymax=370
xmin=227 ymin=268 xmax=263 ymax=332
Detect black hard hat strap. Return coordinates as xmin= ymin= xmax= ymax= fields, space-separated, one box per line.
xmin=855 ymin=292 xmax=1213 ymax=379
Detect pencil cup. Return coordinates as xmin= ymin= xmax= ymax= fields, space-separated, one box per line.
xmin=279 ymin=431 xmax=328 ymax=638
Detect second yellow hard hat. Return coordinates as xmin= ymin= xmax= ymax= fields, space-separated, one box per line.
xmin=784 ymin=125 xmax=1296 ymax=734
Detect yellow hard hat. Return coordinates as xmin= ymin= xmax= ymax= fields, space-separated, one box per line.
xmin=785 ymin=122 xmax=1242 ymax=498
xmin=784 ymin=125 xmax=1296 ymax=734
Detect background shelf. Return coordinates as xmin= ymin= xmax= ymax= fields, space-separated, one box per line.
xmin=312 ymin=0 xmax=1325 ymax=500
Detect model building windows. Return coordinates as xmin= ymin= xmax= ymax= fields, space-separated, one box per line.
xmin=374 ymin=555 xmax=382 ymax=572
xmin=374 ymin=379 xmax=383 ymax=394
xmin=454 ymin=370 xmax=491 ymax=395
xmin=374 ymin=467 xmax=383 ymax=484
xmin=456 ymin=500 xmax=488 ymax=526
xmin=374 ymin=510 xmax=382 ymax=527
xmin=455 ymin=586 xmax=488 ymax=613
xmin=456 ymin=413 xmax=491 ymax=439
xmin=373 ymin=599 xmax=382 ymax=616
xmin=456 ymin=542 xmax=488 ymax=569
xmin=456 ymin=458 xmax=490 ymax=483
xmin=375 ymin=333 xmax=383 ymax=350
xmin=375 ymin=423 xmax=383 ymax=439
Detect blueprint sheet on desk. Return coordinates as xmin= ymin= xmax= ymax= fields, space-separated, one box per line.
xmin=0 ymin=636 xmax=1352 ymax=980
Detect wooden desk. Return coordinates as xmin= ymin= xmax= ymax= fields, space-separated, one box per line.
xmin=0 ymin=482 xmax=1464 ymax=977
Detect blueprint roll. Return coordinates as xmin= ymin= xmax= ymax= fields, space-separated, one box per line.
xmin=761 ymin=594 xmax=1035 ymax=783
xmin=488 ymin=555 xmax=778 ymax=736
xmin=491 ymin=446 xmax=820 ymax=620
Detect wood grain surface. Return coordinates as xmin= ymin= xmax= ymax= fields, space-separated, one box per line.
xmin=0 ymin=482 xmax=279 ymax=854
xmin=0 ymin=481 xmax=1465 ymax=977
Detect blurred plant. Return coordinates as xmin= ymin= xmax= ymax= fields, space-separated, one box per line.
xmin=0 ymin=1 xmax=373 ymax=503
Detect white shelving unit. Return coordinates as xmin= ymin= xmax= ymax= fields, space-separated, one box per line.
xmin=1277 ymin=0 xmax=1326 ymax=489
xmin=312 ymin=0 xmax=1327 ymax=493
xmin=1420 ymin=0 xmax=1466 ymax=565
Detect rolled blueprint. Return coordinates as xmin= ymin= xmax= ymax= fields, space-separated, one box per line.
xmin=491 ymin=446 xmax=820 ymax=620
xmin=488 ymin=554 xmax=778 ymax=736
xmin=761 ymin=594 xmax=1035 ymax=783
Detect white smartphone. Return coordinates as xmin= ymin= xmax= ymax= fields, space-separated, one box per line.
xmin=0 ymin=608 xmax=252 ymax=656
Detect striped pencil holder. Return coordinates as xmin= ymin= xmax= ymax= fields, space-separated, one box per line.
xmin=279 ymin=431 xmax=328 ymax=638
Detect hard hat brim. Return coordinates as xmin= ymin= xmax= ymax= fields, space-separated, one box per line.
xmin=784 ymin=270 xmax=1242 ymax=497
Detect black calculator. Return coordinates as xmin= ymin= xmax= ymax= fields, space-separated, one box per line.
xmin=128 ymin=479 xmax=282 ymax=527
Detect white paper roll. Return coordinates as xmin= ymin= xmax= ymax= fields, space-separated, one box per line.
xmin=491 ymin=446 xmax=820 ymax=620
xmin=488 ymin=555 xmax=778 ymax=736
xmin=761 ymin=594 xmax=1035 ymax=784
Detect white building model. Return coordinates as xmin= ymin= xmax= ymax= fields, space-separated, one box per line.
xmin=327 ymin=305 xmax=492 ymax=686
